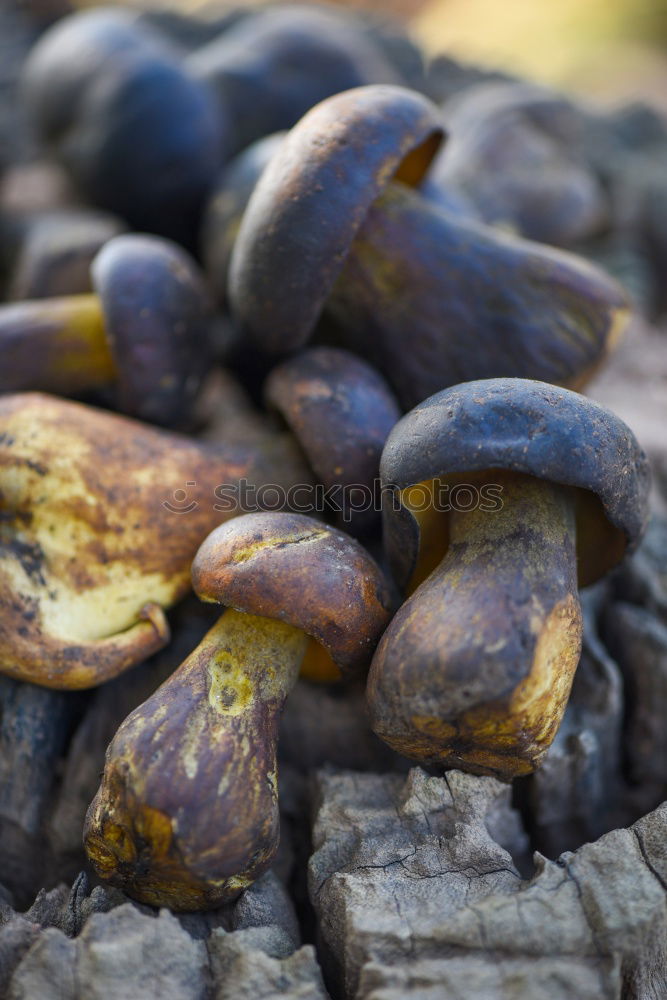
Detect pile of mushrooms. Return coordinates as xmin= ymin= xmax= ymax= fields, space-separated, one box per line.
xmin=0 ymin=3 xmax=651 ymax=911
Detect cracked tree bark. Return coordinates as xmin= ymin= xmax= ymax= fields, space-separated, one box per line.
xmin=309 ymin=767 xmax=667 ymax=999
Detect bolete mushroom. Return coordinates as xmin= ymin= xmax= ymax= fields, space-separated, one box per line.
xmin=367 ymin=378 xmax=650 ymax=779
xmin=0 ymin=393 xmax=311 ymax=689
xmin=228 ymin=84 xmax=444 ymax=356
xmin=21 ymin=7 xmax=224 ymax=248
xmin=84 ymin=511 xmax=393 ymax=910
xmin=429 ymin=81 xmax=608 ymax=246
xmin=265 ymin=347 xmax=401 ymax=535
xmin=0 ymin=233 xmax=214 ymax=428
xmin=229 ymin=85 xmax=630 ymax=409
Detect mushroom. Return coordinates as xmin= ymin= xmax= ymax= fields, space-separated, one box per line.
xmin=228 ymin=84 xmax=444 ymax=356
xmin=367 ymin=378 xmax=650 ymax=779
xmin=0 ymin=233 xmax=214 ymax=428
xmin=84 ymin=511 xmax=393 ymax=910
xmin=265 ymin=347 xmax=401 ymax=535
xmin=429 ymin=81 xmax=608 ymax=246
xmin=0 ymin=392 xmax=311 ymax=689
xmin=21 ymin=7 xmax=224 ymax=247
xmin=229 ymin=85 xmax=630 ymax=409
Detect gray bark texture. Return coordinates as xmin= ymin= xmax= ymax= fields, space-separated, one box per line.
xmin=309 ymin=768 xmax=667 ymax=1000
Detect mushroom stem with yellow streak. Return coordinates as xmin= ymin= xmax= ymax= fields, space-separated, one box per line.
xmin=84 ymin=608 xmax=309 ymax=911
xmin=0 ymin=294 xmax=116 ymax=394
xmin=84 ymin=510 xmax=394 ymax=909
xmin=367 ymin=470 xmax=583 ymax=779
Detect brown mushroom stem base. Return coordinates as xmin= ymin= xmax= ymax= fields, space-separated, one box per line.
xmin=84 ymin=608 xmax=308 ymax=911
xmin=0 ymin=294 xmax=116 ymax=394
xmin=367 ymin=471 xmax=583 ymax=779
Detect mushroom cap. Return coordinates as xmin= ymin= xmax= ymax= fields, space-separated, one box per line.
xmin=228 ymin=84 xmax=445 ymax=353
xmin=381 ymin=378 xmax=650 ymax=590
xmin=265 ymin=347 xmax=401 ymax=534
xmin=92 ymin=234 xmax=214 ymax=428
xmin=21 ymin=8 xmax=146 ymax=145
xmin=192 ymin=512 xmax=394 ymax=679
xmin=22 ymin=9 xmax=224 ymax=247
xmin=433 ymin=81 xmax=607 ymax=246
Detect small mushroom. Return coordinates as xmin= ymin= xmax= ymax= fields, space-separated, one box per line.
xmin=229 ymin=85 xmax=630 ymax=409
xmin=0 ymin=392 xmax=311 ymax=689
xmin=84 ymin=512 xmax=393 ymax=910
xmin=21 ymin=7 xmax=224 ymax=247
xmin=265 ymin=347 xmax=401 ymax=535
xmin=430 ymin=81 xmax=608 ymax=246
xmin=0 ymin=233 xmax=214 ymax=428
xmin=367 ymin=378 xmax=650 ymax=779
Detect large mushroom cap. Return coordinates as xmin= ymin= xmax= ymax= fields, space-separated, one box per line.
xmin=381 ymin=378 xmax=650 ymax=591
xmin=21 ymin=7 xmax=146 ymax=144
xmin=22 ymin=9 xmax=224 ymax=246
xmin=92 ymin=234 xmax=214 ymax=428
xmin=228 ymin=84 xmax=445 ymax=354
xmin=192 ymin=512 xmax=394 ymax=679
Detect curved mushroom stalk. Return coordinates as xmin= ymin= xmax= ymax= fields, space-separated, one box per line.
xmin=0 ymin=233 xmax=215 ymax=429
xmin=327 ymin=182 xmax=630 ymax=409
xmin=85 ymin=512 xmax=393 ymax=909
xmin=0 ymin=393 xmax=312 ymax=689
xmin=84 ymin=608 xmax=308 ymax=911
xmin=368 ymin=471 xmax=583 ymax=779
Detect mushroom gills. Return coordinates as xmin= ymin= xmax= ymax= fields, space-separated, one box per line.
xmin=84 ymin=607 xmax=309 ymax=911
xmin=0 ymin=294 xmax=115 ymax=393
xmin=300 ymin=637 xmax=341 ymax=682
xmin=369 ymin=470 xmax=583 ymax=779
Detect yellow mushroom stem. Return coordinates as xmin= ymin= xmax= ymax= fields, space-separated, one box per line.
xmin=85 ymin=607 xmax=319 ymax=910
xmin=368 ymin=470 xmax=584 ymax=779
xmin=0 ymin=294 xmax=116 ymax=394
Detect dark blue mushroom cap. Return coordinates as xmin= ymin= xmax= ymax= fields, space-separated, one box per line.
xmin=92 ymin=234 xmax=214 ymax=429
xmin=228 ymin=84 xmax=444 ymax=354
xmin=381 ymin=378 xmax=650 ymax=590
xmin=22 ymin=8 xmax=225 ymax=248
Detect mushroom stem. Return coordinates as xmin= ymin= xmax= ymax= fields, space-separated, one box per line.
xmin=0 ymin=294 xmax=116 ymax=394
xmin=84 ymin=607 xmax=308 ymax=910
xmin=327 ymin=181 xmax=629 ymax=409
xmin=368 ymin=470 xmax=583 ymax=779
